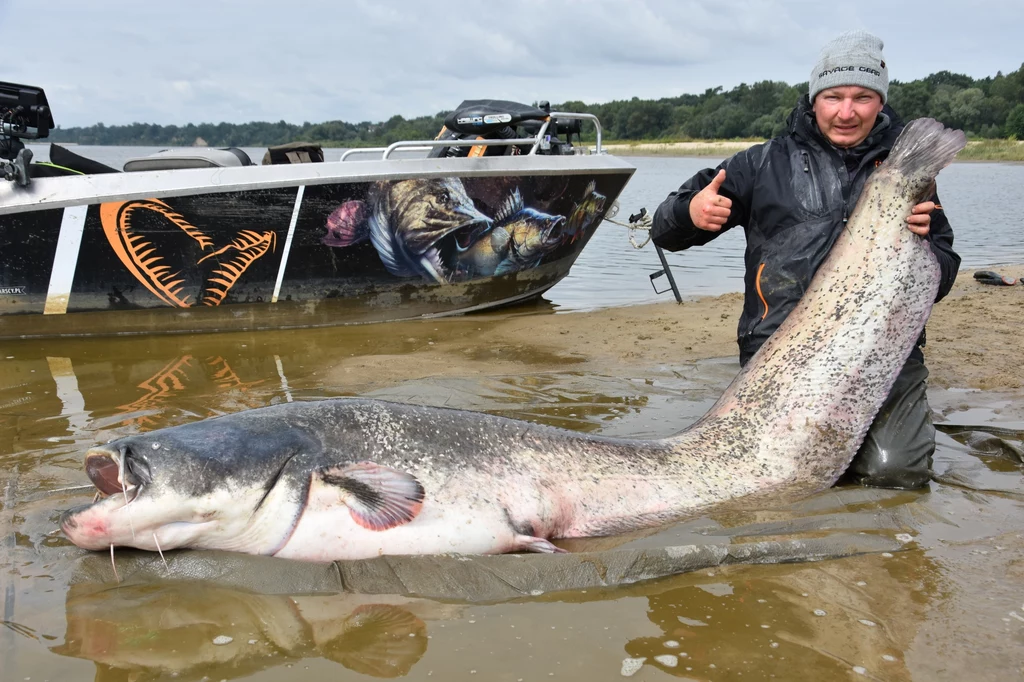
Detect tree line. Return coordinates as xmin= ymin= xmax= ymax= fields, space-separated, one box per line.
xmin=49 ymin=64 xmax=1024 ymax=147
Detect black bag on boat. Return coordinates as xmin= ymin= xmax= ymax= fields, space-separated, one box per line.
xmin=262 ymin=142 xmax=325 ymax=165
xmin=30 ymin=143 xmax=119 ymax=177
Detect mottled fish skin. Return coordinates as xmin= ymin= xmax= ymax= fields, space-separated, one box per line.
xmin=61 ymin=120 xmax=965 ymax=561
xmin=674 ymin=118 xmax=967 ymax=500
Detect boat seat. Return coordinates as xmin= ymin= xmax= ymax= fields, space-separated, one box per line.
xmin=262 ymin=141 xmax=324 ymax=165
xmin=123 ymin=147 xmax=253 ymax=172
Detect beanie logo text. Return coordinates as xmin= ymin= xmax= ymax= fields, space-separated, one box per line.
xmin=818 ymin=65 xmax=882 ymax=78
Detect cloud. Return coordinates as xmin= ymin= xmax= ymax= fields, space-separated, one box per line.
xmin=4 ymin=0 xmax=1021 ymax=127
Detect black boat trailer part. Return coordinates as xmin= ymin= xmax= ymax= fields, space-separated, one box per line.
xmin=626 ymin=207 xmax=682 ymax=304
xmin=649 ymin=243 xmax=682 ymax=303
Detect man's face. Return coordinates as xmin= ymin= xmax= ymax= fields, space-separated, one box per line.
xmin=813 ymin=86 xmax=884 ymax=148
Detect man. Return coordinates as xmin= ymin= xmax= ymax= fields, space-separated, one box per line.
xmin=651 ymin=30 xmax=960 ymax=489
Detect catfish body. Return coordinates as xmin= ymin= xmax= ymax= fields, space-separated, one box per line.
xmin=62 ymin=119 xmax=966 ymax=561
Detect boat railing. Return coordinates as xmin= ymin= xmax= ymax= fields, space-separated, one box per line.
xmin=339 ymin=146 xmax=433 ymax=161
xmin=340 ymin=112 xmax=604 ymax=161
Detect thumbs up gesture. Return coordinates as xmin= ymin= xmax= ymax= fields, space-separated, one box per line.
xmin=689 ymin=169 xmax=732 ymax=232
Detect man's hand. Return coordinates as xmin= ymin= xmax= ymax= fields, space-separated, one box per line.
xmin=906 ymin=201 xmax=935 ymax=236
xmin=688 ymin=169 xmax=732 ymax=231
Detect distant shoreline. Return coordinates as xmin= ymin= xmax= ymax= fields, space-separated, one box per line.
xmin=604 ymin=139 xmax=1024 ymax=162
xmin=35 ymin=138 xmax=1024 ymax=164
xmin=603 ymin=141 xmax=760 ymax=157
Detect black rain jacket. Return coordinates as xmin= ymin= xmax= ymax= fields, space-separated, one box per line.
xmin=651 ymin=98 xmax=960 ymax=366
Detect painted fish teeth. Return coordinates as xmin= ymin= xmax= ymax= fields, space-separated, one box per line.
xmin=100 ymin=199 xmax=276 ymax=309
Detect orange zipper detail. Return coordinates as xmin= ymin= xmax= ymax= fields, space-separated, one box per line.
xmin=755 ymin=263 xmax=768 ymax=320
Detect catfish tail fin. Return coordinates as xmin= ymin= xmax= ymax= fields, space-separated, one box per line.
xmin=884 ymin=118 xmax=966 ymax=181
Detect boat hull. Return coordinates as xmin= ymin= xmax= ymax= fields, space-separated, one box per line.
xmin=0 ymin=154 xmax=633 ymax=338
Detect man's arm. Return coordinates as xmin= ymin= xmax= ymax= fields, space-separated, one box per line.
xmin=651 ymin=148 xmax=760 ymax=252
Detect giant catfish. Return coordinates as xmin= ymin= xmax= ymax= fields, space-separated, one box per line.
xmin=61 ymin=119 xmax=967 ymax=561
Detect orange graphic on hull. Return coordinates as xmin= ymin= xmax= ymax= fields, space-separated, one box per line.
xmin=100 ymin=199 xmax=276 ymax=307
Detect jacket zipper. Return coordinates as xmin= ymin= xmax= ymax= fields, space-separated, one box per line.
xmin=801 ymin=150 xmax=830 ymax=216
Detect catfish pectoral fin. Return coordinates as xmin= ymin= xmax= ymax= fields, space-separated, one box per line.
xmin=318 ymin=462 xmax=426 ymax=531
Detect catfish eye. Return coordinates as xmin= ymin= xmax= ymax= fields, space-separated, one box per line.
xmin=439 ymin=190 xmax=451 ymax=206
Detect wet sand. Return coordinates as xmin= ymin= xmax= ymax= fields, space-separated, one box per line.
xmin=327 ymin=265 xmax=1024 ymax=394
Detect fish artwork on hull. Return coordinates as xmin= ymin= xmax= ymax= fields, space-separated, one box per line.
xmin=61 ymin=120 xmax=967 ymax=562
xmin=321 ymin=178 xmax=605 ymax=283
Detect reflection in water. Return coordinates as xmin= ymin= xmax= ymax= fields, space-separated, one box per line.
xmin=54 ymin=583 xmax=435 ymax=680
xmin=622 ymin=546 xmax=942 ymax=681
xmin=3 ymin=319 xmax=692 ymax=441
xmin=113 ymin=354 xmax=267 ymax=429
xmin=274 ymin=354 xmax=294 ymax=403
xmin=46 ymin=356 xmax=92 ymax=439
xmin=113 ymin=354 xmax=193 ymax=428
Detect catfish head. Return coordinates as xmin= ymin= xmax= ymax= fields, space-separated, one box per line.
xmin=60 ymin=418 xmax=324 ymax=554
xmin=61 ymin=408 xmax=427 ymax=557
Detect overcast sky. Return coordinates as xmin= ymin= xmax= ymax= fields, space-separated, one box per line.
xmin=3 ymin=0 xmax=1021 ymax=128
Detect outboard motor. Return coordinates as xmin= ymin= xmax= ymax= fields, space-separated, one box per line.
xmin=429 ymin=99 xmax=581 ymax=158
xmin=1 ymin=81 xmax=53 ymax=187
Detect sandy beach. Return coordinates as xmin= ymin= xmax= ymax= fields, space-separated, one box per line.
xmin=327 ymin=265 xmax=1024 ymax=394
xmin=603 ymin=140 xmax=761 ymax=156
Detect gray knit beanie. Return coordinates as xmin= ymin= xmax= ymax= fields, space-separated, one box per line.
xmin=809 ymin=30 xmax=889 ymax=103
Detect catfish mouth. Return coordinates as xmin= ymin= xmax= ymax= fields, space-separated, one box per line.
xmin=84 ymin=447 xmax=151 ymax=506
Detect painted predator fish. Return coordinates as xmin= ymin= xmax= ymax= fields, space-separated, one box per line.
xmin=320 ymin=179 xmax=492 ymax=283
xmin=563 ymin=180 xmax=606 ymax=243
xmin=368 ymin=178 xmax=491 ymax=283
xmin=453 ymin=188 xmax=567 ymax=278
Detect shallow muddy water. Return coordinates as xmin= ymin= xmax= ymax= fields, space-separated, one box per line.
xmin=2 ymin=318 xmax=1024 ymax=681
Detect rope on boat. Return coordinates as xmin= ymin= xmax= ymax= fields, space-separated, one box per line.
xmin=602 ymin=202 xmax=653 ymax=249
